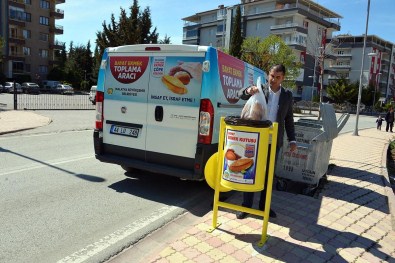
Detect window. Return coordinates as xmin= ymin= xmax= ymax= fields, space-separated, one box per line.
xmin=303 ymin=20 xmax=309 ymax=28
xmin=40 ymin=16 xmax=49 ymax=25
xmin=24 ymin=12 xmax=31 ymax=22
xmin=13 ymin=62 xmax=24 ymax=73
xmin=39 ymin=49 xmax=48 ymax=58
xmin=300 ymin=52 xmax=306 ymax=64
xmin=39 ymin=33 xmax=49 ymax=41
xmin=40 ymin=0 xmax=50 ymax=9
xmin=23 ymin=47 xmax=31 ymax=56
xmin=337 ymin=50 xmax=344 ymax=55
xmin=23 ymin=30 xmax=31 ymax=39
xmin=256 ymin=22 xmax=262 ymax=31
xmin=9 ymin=7 xmax=24 ymax=21
xmin=39 ymin=65 xmax=48 ymax=74
xmin=24 ymin=0 xmax=31 ymax=4
xmin=10 ymin=28 xmax=18 ymax=38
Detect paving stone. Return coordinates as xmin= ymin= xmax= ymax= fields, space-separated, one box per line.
xmin=231 ymin=249 xmax=253 ymax=262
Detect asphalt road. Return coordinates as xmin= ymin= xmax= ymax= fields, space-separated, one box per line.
xmin=0 ymin=111 xmax=212 ymax=263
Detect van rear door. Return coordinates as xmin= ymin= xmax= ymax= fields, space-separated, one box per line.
xmin=145 ymin=53 xmax=205 ymax=169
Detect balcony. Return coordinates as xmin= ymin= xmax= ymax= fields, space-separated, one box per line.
xmin=8 ymin=36 xmax=25 ymax=45
xmin=50 ymin=8 xmax=64 ymax=19
xmin=49 ymin=60 xmax=61 ymax=66
xmin=270 ymin=23 xmax=308 ymax=34
xmin=282 ymin=40 xmax=306 ymax=51
xmin=50 ymin=25 xmax=64 ymax=35
xmin=8 ymin=0 xmax=25 ymax=8
xmin=8 ymin=52 xmax=25 ymax=60
xmin=330 ymin=64 xmax=351 ymax=69
xmin=8 ymin=17 xmax=26 ymax=27
xmin=50 ymin=40 xmax=65 ymax=50
xmin=336 ymin=53 xmax=352 ymax=57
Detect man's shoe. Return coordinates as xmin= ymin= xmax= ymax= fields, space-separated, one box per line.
xmin=269 ymin=209 xmax=277 ymax=218
xmin=236 ymin=211 xmax=248 ymax=219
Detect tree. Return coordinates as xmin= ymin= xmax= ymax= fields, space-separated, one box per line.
xmin=159 ymin=35 xmax=171 ymax=44
xmin=326 ymin=78 xmax=358 ymax=104
xmin=229 ymin=5 xmax=243 ymax=58
xmin=0 ymin=36 xmax=4 ymax=63
xmin=241 ymin=35 xmax=302 ymax=88
xmin=95 ymin=0 xmax=164 ymax=58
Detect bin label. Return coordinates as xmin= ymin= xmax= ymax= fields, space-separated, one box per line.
xmin=222 ymin=129 xmax=259 ymax=184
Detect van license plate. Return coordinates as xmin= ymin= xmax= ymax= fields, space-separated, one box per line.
xmin=110 ymin=125 xmax=139 ymax=138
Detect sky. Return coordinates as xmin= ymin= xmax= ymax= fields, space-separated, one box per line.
xmin=57 ymin=0 xmax=395 ymax=48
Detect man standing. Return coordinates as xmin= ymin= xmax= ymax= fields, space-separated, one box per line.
xmin=385 ymin=107 xmax=394 ymax=132
xmin=236 ymin=64 xmax=297 ymax=219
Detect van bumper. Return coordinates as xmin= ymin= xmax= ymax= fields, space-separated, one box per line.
xmin=93 ymin=130 xmax=217 ymax=181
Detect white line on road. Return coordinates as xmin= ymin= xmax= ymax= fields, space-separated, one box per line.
xmin=57 ymin=205 xmax=180 ymax=263
xmin=0 ymin=129 xmax=92 ymax=140
xmin=0 ymin=155 xmax=94 ymax=176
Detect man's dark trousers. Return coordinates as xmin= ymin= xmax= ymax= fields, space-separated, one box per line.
xmin=241 ymin=145 xmax=280 ymax=210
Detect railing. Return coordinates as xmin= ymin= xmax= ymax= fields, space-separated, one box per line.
xmin=270 ymin=23 xmax=299 ymax=30
xmin=330 ymin=64 xmax=351 ymax=68
xmin=336 ymin=53 xmax=352 ymax=57
xmin=283 ymin=40 xmax=306 ymax=47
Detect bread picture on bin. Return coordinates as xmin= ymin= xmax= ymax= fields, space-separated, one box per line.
xmin=229 ymin=158 xmax=254 ymax=172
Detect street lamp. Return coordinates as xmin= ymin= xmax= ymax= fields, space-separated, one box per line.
xmin=353 ymin=0 xmax=371 ymax=136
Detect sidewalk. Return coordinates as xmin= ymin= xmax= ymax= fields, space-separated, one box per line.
xmin=110 ymin=129 xmax=395 ymax=263
xmin=1 ymin=110 xmax=394 ymax=262
xmin=0 ymin=110 xmax=51 ymax=135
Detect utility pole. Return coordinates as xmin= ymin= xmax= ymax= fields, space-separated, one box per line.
xmin=318 ymin=46 xmax=324 ymax=120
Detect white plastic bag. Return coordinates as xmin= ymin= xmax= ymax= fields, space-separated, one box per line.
xmin=240 ymin=77 xmax=268 ymax=121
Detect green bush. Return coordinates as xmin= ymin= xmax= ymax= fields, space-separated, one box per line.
xmin=389 ymin=140 xmax=395 ymax=150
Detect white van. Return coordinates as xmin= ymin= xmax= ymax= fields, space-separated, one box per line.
xmin=93 ymin=44 xmax=266 ymax=180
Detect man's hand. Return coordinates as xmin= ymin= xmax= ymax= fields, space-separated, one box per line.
xmin=289 ymin=142 xmax=297 ymax=152
xmin=247 ymin=85 xmax=259 ymax=95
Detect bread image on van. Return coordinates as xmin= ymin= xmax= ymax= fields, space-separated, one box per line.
xmin=93 ymin=44 xmax=266 ymax=180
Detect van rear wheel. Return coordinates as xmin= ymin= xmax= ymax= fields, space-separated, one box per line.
xmin=121 ymin=166 xmax=134 ymax=173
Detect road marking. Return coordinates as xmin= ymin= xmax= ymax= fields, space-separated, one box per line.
xmin=57 ymin=205 xmax=180 ymax=263
xmin=0 ymin=129 xmax=92 ymax=140
xmin=0 ymin=155 xmax=94 ymax=176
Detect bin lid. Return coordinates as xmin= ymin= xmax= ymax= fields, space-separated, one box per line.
xmin=316 ymin=103 xmax=339 ymax=141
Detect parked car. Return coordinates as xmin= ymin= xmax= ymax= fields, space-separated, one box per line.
xmin=5 ymin=82 xmax=22 ymax=93
xmin=56 ymin=84 xmax=74 ymax=95
xmin=41 ymin=80 xmax=60 ymax=93
xmin=21 ymin=82 xmax=40 ymax=94
xmin=0 ymin=84 xmax=3 ymax=93
xmin=89 ymin=85 xmax=97 ymax=105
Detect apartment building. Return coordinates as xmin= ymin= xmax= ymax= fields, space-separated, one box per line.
xmin=0 ymin=0 xmax=65 ymax=83
xmin=182 ymin=0 xmax=342 ymax=100
xmin=330 ymin=35 xmax=395 ymax=103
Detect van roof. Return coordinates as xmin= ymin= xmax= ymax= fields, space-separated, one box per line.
xmin=107 ymin=44 xmax=209 ymax=53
